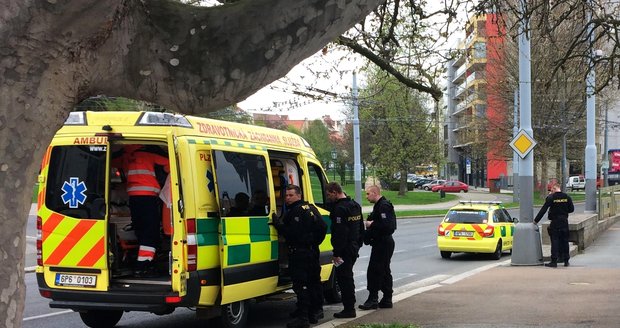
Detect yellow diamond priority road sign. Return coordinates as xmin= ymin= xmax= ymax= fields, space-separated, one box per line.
xmin=510 ymin=129 xmax=537 ymax=159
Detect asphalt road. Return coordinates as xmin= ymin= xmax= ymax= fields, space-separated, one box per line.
xmin=23 ymin=216 xmax=512 ymax=327
xmin=22 ymin=196 xmax=587 ymax=327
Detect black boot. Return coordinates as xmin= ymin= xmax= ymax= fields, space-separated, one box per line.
xmin=378 ymin=296 xmax=393 ymax=308
xmin=564 ymin=259 xmax=570 ymax=267
xmin=333 ymin=309 xmax=356 ymax=318
xmin=308 ymin=309 xmax=324 ymax=323
xmin=544 ymin=261 xmax=557 ymax=268
xmin=358 ymin=297 xmax=379 ymax=310
xmin=134 ymin=260 xmax=159 ymax=278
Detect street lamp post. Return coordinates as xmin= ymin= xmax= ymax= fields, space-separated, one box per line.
xmin=331 ymin=149 xmax=337 ymax=181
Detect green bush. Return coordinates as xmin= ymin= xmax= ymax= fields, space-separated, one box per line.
xmin=388 ymin=182 xmax=415 ymax=191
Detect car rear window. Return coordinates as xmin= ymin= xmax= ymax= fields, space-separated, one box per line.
xmin=444 ymin=210 xmax=488 ymax=224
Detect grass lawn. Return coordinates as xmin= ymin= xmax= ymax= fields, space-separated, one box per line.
xmin=341 ymin=184 xmax=457 ymax=207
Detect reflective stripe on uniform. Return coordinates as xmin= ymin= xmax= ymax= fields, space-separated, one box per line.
xmin=137 ymin=245 xmax=156 ymax=261
xmin=127 ymin=169 xmax=156 ymax=176
xmin=127 ymin=186 xmax=161 ymax=193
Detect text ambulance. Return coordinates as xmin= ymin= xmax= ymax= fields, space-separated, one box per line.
xmin=36 ymin=111 xmax=339 ymax=328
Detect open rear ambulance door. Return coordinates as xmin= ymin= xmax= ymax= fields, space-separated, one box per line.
xmin=166 ymin=133 xmax=188 ymax=297
xmin=39 ymin=139 xmax=110 ymax=291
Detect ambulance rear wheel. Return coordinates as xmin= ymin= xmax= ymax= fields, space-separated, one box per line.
xmin=491 ymin=241 xmax=502 ymax=260
xmin=79 ymin=310 xmax=123 ymax=328
xmin=440 ymin=251 xmax=452 ymax=259
xmin=219 ymin=300 xmax=249 ymax=328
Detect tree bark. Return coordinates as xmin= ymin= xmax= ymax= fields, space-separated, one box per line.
xmin=0 ymin=1 xmax=382 ymax=326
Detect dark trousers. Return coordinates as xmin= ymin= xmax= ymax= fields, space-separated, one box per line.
xmin=289 ymin=248 xmax=322 ymax=319
xmin=129 ymin=196 xmax=161 ymax=249
xmin=548 ymin=219 xmax=570 ymax=262
xmin=335 ymin=250 xmax=358 ymax=310
xmin=367 ymin=236 xmax=395 ymax=298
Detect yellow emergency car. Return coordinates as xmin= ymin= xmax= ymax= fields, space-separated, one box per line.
xmin=436 ymin=201 xmax=517 ymax=260
xmin=36 ymin=111 xmax=339 ymax=328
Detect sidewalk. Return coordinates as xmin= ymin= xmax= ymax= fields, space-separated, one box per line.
xmin=325 ymin=220 xmax=620 ymax=328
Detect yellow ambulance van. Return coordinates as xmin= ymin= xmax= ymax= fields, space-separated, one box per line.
xmin=36 ymin=111 xmax=339 ymax=328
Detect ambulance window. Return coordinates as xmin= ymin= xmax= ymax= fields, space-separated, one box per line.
xmin=307 ymin=163 xmax=327 ymax=208
xmin=212 ymin=151 xmax=270 ymax=217
xmin=45 ymin=145 xmax=107 ymax=219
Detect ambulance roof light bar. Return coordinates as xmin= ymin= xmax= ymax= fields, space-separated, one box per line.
xmin=136 ymin=112 xmax=192 ymax=128
xmin=64 ymin=112 xmax=87 ymax=125
xmin=458 ymin=200 xmax=503 ymax=205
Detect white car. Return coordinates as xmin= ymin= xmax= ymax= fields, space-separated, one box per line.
xmin=423 ymin=179 xmax=446 ymax=191
xmin=566 ymin=176 xmax=585 ymax=191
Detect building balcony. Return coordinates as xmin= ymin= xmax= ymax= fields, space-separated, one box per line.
xmin=453 ymin=141 xmax=475 ymax=149
xmin=452 ymin=63 xmax=468 ymax=84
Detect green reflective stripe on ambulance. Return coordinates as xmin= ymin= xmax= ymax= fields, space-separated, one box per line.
xmin=196 ymin=218 xmax=219 ymax=246
xmin=227 ymin=244 xmax=251 ymax=265
xmin=510 ymin=225 xmax=514 ymax=236
xmin=187 ymin=138 xmax=211 ymax=145
xmin=222 ymin=216 xmax=278 ymax=266
xmin=500 ymin=225 xmax=506 ymax=237
xmin=249 ymin=217 xmax=270 ymax=242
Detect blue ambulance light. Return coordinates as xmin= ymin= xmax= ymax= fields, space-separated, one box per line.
xmin=136 ymin=112 xmax=192 ymax=128
xmin=64 ymin=112 xmax=87 ymax=125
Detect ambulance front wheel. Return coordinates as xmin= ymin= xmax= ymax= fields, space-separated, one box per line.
xmin=218 ymin=300 xmax=249 ymax=328
xmin=79 ymin=310 xmax=123 ymax=328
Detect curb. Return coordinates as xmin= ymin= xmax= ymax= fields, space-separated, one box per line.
xmin=314 ymin=259 xmax=511 ymax=328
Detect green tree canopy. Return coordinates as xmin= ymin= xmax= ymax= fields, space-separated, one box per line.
xmin=302 ymin=119 xmax=334 ymax=167
xmin=360 ymin=70 xmax=439 ymax=195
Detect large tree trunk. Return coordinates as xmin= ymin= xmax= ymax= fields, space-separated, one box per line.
xmin=0 ymin=1 xmax=382 ymax=326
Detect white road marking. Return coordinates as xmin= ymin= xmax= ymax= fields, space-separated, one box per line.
xmin=23 ymin=310 xmax=73 ymax=321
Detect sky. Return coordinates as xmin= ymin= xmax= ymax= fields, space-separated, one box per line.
xmin=237 ymin=2 xmax=472 ymax=122
xmin=238 ymin=48 xmax=366 ymax=122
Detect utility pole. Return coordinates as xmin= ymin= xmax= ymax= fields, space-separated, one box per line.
xmin=511 ymin=1 xmax=543 ymax=266
xmin=352 ymin=72 xmax=362 ymax=205
xmin=513 ymin=89 xmax=520 ymax=203
xmin=584 ymin=2 xmax=597 ymax=212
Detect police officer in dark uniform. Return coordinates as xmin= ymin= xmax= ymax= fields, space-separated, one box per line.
xmin=326 ymin=182 xmax=364 ymax=319
xmin=359 ymin=185 xmax=396 ymax=310
xmin=534 ymin=182 xmax=575 ymax=267
xmin=274 ymin=185 xmax=323 ymax=328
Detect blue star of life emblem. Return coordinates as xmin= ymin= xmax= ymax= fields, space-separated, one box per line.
xmin=61 ymin=177 xmax=88 ymax=208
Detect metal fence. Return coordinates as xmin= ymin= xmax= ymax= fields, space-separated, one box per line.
xmin=598 ymin=185 xmax=620 ymax=220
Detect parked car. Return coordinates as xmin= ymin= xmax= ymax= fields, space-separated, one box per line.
xmin=437 ymin=201 xmax=517 ymax=260
xmin=407 ymin=174 xmax=418 ymax=183
xmin=423 ymin=179 xmax=446 ymax=191
xmin=414 ymin=178 xmax=433 ymax=189
xmin=566 ymin=176 xmax=585 ymax=191
xmin=432 ymin=181 xmax=469 ymax=193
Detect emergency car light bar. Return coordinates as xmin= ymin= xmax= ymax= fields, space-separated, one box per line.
xmin=64 ymin=112 xmax=87 ymax=125
xmin=458 ymin=200 xmax=503 ymax=205
xmin=136 ymin=112 xmax=192 ymax=128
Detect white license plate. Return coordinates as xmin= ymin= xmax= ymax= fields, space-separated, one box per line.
xmin=453 ymin=231 xmax=474 ymax=237
xmin=55 ymin=273 xmax=97 ymax=288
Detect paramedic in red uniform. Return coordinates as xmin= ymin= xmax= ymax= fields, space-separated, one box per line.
xmin=125 ymin=145 xmax=169 ymax=277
